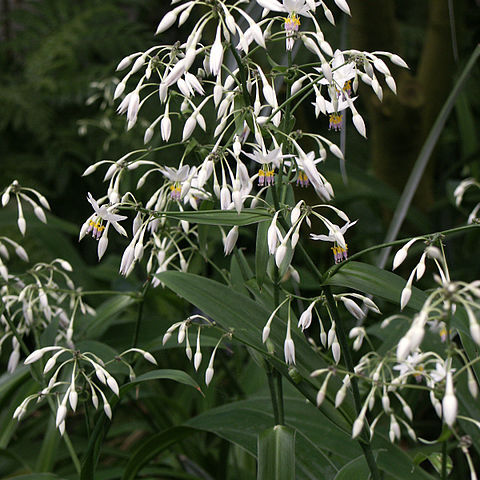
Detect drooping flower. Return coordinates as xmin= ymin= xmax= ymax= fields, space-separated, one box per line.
xmin=310 ymin=219 xmax=357 ymax=263
xmin=318 ymin=50 xmax=356 ymax=131
xmin=159 ymin=165 xmax=191 ymax=201
xmin=84 ymin=193 xmax=128 ymax=240
xmin=244 ymin=147 xmax=286 ymax=187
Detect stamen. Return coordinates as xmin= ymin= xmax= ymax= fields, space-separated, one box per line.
xmin=284 ymin=14 xmax=301 ymax=32
xmin=284 ymin=14 xmax=301 ymax=50
xmin=296 ymin=171 xmax=309 ymax=188
xmin=258 ymin=169 xmax=265 ymax=186
xmin=343 ymin=80 xmax=352 ymax=97
xmin=266 ymin=169 xmax=275 ymax=186
xmin=331 ymin=244 xmax=348 ymax=264
xmin=170 ymin=184 xmax=182 ymax=201
xmin=329 ymin=113 xmax=343 ymax=131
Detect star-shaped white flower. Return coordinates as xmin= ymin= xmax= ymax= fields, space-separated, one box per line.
xmin=86 ymin=193 xmax=127 ymax=237
xmin=319 ymin=50 xmax=356 ymax=93
xmin=430 ymin=361 xmax=455 ymax=384
xmin=158 ymin=165 xmax=191 ymax=183
xmin=244 ymin=147 xmax=285 ymax=168
xmin=256 ymin=0 xmax=316 ymax=15
xmin=159 ymin=165 xmax=192 ymax=201
xmin=310 ymin=219 xmax=357 ymax=249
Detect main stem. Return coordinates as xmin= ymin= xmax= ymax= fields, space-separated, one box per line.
xmin=132 ymin=278 xmax=151 ymax=348
xmin=324 ymin=286 xmax=382 ymax=480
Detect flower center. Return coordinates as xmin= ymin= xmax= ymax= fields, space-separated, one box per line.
xmin=331 ymin=244 xmax=348 ymax=264
xmin=87 ymin=219 xmax=105 ymax=240
xmin=343 ymin=79 xmax=352 ymax=97
xmin=170 ymin=184 xmax=182 ymax=201
xmin=296 ymin=171 xmax=309 ymax=188
xmin=258 ymin=168 xmax=275 ymax=186
xmin=329 ymin=113 xmax=343 ymax=131
xmin=284 ymin=14 xmax=301 ymax=32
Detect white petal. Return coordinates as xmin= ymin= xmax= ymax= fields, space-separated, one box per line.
xmin=352 ymin=113 xmax=367 ymax=138
xmin=334 ymin=0 xmax=351 ymax=15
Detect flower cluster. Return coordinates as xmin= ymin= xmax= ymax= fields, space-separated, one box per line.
xmin=15 ymin=346 xmax=157 ymax=434
xmin=2 ymin=181 xmax=50 ymax=236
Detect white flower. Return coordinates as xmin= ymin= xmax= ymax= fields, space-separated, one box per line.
xmin=85 ymin=193 xmax=128 ymax=239
xmin=393 ymin=352 xmax=423 ymax=378
xmin=159 ymin=165 xmax=190 ymax=183
xmin=442 ymin=372 xmax=457 ymax=427
xmin=430 ymin=361 xmax=455 ymax=384
xmin=298 ymin=301 xmax=315 ymax=330
xmin=244 ymin=146 xmax=287 ymax=187
xmin=223 ymin=226 xmax=239 ymax=255
xmin=159 ymin=165 xmax=191 ymax=201
xmin=287 ymin=149 xmax=330 ymax=199
xmin=310 ymin=220 xmax=357 ymax=249
xmin=210 ymin=25 xmax=224 ymax=76
xmin=320 ymin=50 xmax=355 ymax=93
xmin=284 ymin=319 xmax=295 ymax=364
xmin=341 ymin=297 xmax=365 ymax=321
xmin=256 ymin=0 xmax=313 ymax=15
xmin=392 ymin=237 xmax=421 ymax=270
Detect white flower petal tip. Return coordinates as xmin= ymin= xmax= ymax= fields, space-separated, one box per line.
xmin=205 ymin=366 xmax=214 ymax=386
xmin=351 ymin=416 xmax=364 ymax=439
xmin=352 ymin=114 xmax=367 ymax=138
xmin=284 ymin=338 xmax=296 ymax=365
xmin=400 ymin=287 xmax=412 ymax=310
xmin=390 ymin=54 xmax=409 ymax=69
xmin=334 ymin=0 xmax=351 ymax=15
xmin=56 ymin=405 xmax=67 ymax=428
xmin=442 ymin=375 xmax=457 ymax=427
xmin=392 ymin=248 xmax=407 ymax=270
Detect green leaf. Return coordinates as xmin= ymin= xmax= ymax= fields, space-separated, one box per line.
xmin=186 ymin=394 xmax=435 ymax=479
xmin=160 ymin=208 xmax=271 ymax=226
xmin=35 ymin=416 xmax=60 ymax=472
xmin=413 ymin=452 xmax=452 ymax=476
xmin=124 ymin=369 xmax=202 ymax=394
xmin=373 ymin=442 xmax=435 ymax=480
xmin=83 ymin=294 xmax=137 ymax=338
xmin=81 ymin=370 xmax=201 ymax=480
xmin=231 ymin=254 xmax=250 ymax=297
xmin=326 ymin=261 xmax=427 ymax=310
xmin=257 ymin=425 xmax=295 ymax=480
xmin=186 ymin=395 xmax=355 ymax=478
xmin=197 ymin=200 xmax=215 ymax=255
xmin=156 ymin=271 xmax=354 ymax=433
xmin=6 ymin=475 xmax=68 ymax=480
xmin=333 ymin=455 xmax=370 ymax=480
xmin=121 ymin=426 xmax=197 ymax=480
xmin=0 ymin=371 xmax=38 ymax=449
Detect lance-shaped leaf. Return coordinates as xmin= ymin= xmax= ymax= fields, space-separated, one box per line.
xmin=158 ymin=208 xmax=271 ymax=226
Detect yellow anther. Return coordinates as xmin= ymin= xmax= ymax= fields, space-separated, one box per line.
xmin=284 ymin=14 xmax=301 ymax=28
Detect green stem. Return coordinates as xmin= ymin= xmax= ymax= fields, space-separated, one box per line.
xmin=275 ymin=370 xmax=285 ymax=425
xmin=229 ymin=44 xmax=252 ymax=107
xmin=62 ymin=429 xmax=82 ymax=474
xmin=132 ymin=278 xmax=151 ymax=348
xmin=267 ymin=367 xmax=280 ymax=425
xmin=442 ymin=438 xmax=448 ymax=480
xmin=323 ymin=286 xmax=382 ymax=480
